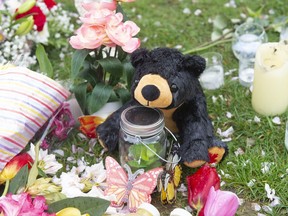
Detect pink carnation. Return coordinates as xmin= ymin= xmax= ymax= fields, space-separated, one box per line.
xmin=0 ymin=193 xmax=55 ymax=216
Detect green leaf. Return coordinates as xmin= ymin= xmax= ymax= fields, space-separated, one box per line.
xmin=45 ymin=192 xmax=67 ymax=205
xmin=122 ymin=60 xmax=135 ymax=89
xmin=71 ymin=49 xmax=91 ymax=78
xmin=115 ymin=88 xmax=131 ymax=104
xmin=47 ymin=197 xmax=110 ymax=216
xmin=87 ymin=84 xmax=113 ymax=114
xmin=26 ymin=142 xmax=40 ymax=188
xmin=8 ymin=165 xmax=28 ymax=194
xmin=72 ymin=82 xmax=88 ymax=114
xmin=36 ymin=44 xmax=54 ymax=78
xmin=97 ymin=57 xmax=123 ymax=82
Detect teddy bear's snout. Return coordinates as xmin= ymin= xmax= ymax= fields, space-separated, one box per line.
xmin=141 ymin=84 xmax=160 ymax=101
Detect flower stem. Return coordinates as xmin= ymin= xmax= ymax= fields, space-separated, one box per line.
xmin=1 ymin=180 xmax=10 ymax=197
xmin=183 ymin=38 xmax=232 ymax=54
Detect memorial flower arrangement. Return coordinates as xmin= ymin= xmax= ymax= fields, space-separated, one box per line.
xmin=0 ymin=0 xmax=77 ymax=72
xmin=1 ymin=1 xmax=268 ymax=215
xmin=69 ymin=0 xmax=140 ymax=115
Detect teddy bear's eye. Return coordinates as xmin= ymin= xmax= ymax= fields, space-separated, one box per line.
xmin=171 ymin=84 xmax=178 ymax=93
xmin=134 ymin=79 xmax=140 ymax=84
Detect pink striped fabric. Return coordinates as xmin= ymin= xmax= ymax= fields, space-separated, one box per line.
xmin=0 ymin=67 xmax=70 ymax=171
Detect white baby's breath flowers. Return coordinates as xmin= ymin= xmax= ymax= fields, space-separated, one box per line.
xmin=27 ymin=143 xmax=63 ymax=175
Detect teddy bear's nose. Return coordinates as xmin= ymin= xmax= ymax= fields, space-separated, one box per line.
xmin=141 ymin=85 xmax=160 ymax=101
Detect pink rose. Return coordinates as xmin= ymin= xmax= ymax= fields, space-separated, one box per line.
xmin=106 ymin=14 xmax=140 ymax=53
xmin=82 ymin=1 xmax=117 ymax=12
xmin=80 ymin=8 xmax=114 ymax=25
xmin=70 ymin=24 xmax=106 ymax=49
xmin=117 ymin=0 xmax=136 ymax=2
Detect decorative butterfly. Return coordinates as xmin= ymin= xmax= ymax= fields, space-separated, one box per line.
xmin=157 ymin=150 xmax=182 ymax=204
xmin=104 ymin=156 xmax=163 ymax=212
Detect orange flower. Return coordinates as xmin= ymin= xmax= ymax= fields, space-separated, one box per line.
xmin=0 ymin=153 xmax=33 ymax=184
xmin=78 ymin=115 xmax=105 ymax=138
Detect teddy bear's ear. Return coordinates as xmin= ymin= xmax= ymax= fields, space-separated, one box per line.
xmin=182 ymin=55 xmax=206 ymax=78
xmin=130 ymin=48 xmax=150 ymax=68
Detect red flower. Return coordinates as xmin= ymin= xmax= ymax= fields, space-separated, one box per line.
xmin=44 ymin=0 xmax=57 ymax=10
xmin=16 ymin=6 xmax=46 ymax=31
xmin=186 ymin=164 xmax=220 ymax=215
xmin=0 ymin=153 xmax=33 ymax=184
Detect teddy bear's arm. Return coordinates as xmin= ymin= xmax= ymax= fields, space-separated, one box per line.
xmin=96 ymin=99 xmax=140 ymax=151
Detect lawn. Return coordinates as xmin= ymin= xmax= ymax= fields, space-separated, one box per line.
xmin=59 ymin=0 xmax=288 ymax=215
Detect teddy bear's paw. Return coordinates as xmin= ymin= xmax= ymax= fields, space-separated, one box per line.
xmin=208 ymin=146 xmax=226 ymax=164
xmin=96 ymin=124 xmax=119 ymax=151
xmin=184 ymin=160 xmax=206 ymax=168
xmin=179 ymin=140 xmax=210 ymax=168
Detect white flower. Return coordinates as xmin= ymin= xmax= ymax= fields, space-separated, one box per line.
xmin=254 ymin=116 xmax=261 ymax=123
xmin=262 ymin=205 xmax=273 ymax=214
xmin=272 ymin=117 xmax=281 ymax=125
xmin=82 ymin=161 xmax=107 ymax=185
xmin=194 ymin=9 xmax=202 ymax=16
xmin=265 ymin=183 xmax=281 ymax=206
xmin=234 ymin=148 xmax=244 ymax=156
xmin=226 ymin=112 xmax=233 ymax=118
xmin=183 ymin=8 xmax=191 ymax=15
xmin=251 ymin=203 xmax=261 ymax=211
xmin=27 ymin=143 xmax=63 ymax=175
xmin=247 ymin=179 xmax=256 ymax=187
xmin=56 ymin=170 xmax=85 ymax=197
xmin=212 ymin=95 xmax=217 ymax=103
xmin=261 ymin=162 xmax=274 ymax=174
xmin=217 ymin=126 xmax=234 ymax=138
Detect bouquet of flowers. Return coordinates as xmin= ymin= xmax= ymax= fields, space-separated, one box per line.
xmin=70 ymin=0 xmax=140 ymax=115
xmin=0 ymin=0 xmax=77 ymax=74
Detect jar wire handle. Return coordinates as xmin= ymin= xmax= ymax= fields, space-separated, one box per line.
xmin=136 ymin=127 xmax=181 ymax=164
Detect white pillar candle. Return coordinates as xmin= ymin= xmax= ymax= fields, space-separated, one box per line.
xmin=252 ymin=41 xmax=288 ymax=116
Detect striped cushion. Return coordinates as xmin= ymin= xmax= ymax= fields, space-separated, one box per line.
xmin=0 ymin=66 xmax=70 ymax=171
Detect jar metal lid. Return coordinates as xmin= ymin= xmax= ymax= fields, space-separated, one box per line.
xmin=120 ymin=106 xmax=164 ymax=137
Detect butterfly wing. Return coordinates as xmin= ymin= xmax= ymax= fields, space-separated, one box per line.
xmin=173 ymin=164 xmax=182 ymax=187
xmin=104 ymin=156 xmax=128 ymax=207
xmin=128 ymin=167 xmax=163 ymax=212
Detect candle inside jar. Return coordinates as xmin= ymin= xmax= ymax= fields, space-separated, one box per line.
xmin=252 ymin=41 xmax=288 ymax=116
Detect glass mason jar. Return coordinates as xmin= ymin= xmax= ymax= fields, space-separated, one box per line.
xmin=119 ymin=106 xmax=167 ymax=171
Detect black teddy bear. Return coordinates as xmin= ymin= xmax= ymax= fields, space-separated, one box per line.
xmin=96 ymin=47 xmax=228 ymax=168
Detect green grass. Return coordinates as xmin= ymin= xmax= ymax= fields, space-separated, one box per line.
xmin=54 ymin=0 xmax=288 ymax=215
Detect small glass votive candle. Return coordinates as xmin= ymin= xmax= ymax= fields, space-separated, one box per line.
xmin=199 ymin=52 xmax=224 ymax=90
xmin=238 ymin=59 xmax=255 ymax=87
xmin=232 ymin=22 xmax=268 ymax=87
xmin=119 ymin=106 xmax=167 ymax=171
